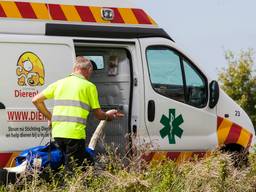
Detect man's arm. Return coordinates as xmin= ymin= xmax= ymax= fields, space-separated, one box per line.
xmin=32 ymin=93 xmax=52 ymax=121
xmin=93 ymin=108 xmax=124 ymax=121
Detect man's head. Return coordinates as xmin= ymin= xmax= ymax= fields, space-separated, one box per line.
xmin=73 ymin=56 xmax=93 ymax=79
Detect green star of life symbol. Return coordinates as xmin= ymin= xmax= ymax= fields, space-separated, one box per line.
xmin=160 ymin=109 xmax=184 ymax=144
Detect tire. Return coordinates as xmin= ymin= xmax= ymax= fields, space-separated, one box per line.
xmin=222 ymin=144 xmax=249 ymax=167
xmin=0 ymin=168 xmax=18 ymax=186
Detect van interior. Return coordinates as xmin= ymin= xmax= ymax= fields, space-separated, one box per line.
xmin=75 ymin=45 xmax=132 ymax=156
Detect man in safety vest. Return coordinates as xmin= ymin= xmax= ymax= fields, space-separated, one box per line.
xmin=32 ymin=56 xmax=122 ymax=173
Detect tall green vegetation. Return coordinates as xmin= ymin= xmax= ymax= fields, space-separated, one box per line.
xmin=1 ymin=151 xmax=256 ymax=192
xmin=218 ymin=49 xmax=256 ymax=128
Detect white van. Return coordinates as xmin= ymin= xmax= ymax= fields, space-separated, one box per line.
xmin=0 ymin=0 xmax=255 ymax=167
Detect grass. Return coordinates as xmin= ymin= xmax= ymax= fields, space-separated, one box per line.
xmin=1 ymin=146 xmax=256 ymax=192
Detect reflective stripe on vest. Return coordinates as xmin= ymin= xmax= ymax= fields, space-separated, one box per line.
xmin=54 ymin=100 xmax=90 ymax=111
xmin=52 ymin=99 xmax=90 ymax=125
xmin=52 ymin=115 xmax=87 ymax=125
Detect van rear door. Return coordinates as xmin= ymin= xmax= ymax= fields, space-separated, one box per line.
xmin=139 ymin=37 xmax=218 ymax=151
xmin=0 ymin=35 xmax=74 ymax=154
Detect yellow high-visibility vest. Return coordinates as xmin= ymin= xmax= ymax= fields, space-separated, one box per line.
xmin=42 ymin=73 xmax=100 ymax=139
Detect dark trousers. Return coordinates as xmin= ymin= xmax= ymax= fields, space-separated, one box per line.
xmin=54 ymin=138 xmax=86 ymax=174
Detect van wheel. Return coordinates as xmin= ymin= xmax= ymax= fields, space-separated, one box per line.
xmin=0 ymin=168 xmax=7 ymax=186
xmin=0 ymin=169 xmax=18 ymax=186
xmin=221 ymin=144 xmax=249 ymax=167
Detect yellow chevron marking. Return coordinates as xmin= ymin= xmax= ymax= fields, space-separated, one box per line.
xmin=217 ymin=118 xmax=233 ymax=145
xmin=177 ymin=152 xmax=193 ymax=162
xmin=237 ymin=128 xmax=251 ymax=148
xmin=152 ymin=152 xmax=167 ymax=161
xmin=60 ymin=4 xmax=81 ymax=22
xmin=6 ymin=152 xmax=20 ymax=167
xmin=118 ymin=8 xmax=138 ymax=24
xmin=31 ymin=2 xmax=49 ymax=20
xmin=205 ymin=151 xmax=212 ymax=158
xmin=147 ymin=15 xmax=157 ymax=25
xmin=0 ymin=1 xmax=21 ymax=18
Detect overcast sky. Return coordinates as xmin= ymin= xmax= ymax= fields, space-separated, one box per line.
xmin=135 ymin=0 xmax=256 ymax=79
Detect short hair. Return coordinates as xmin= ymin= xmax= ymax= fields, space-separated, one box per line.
xmin=73 ymin=56 xmax=92 ymax=70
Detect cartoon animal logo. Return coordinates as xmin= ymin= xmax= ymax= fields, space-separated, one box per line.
xmin=16 ymin=52 xmax=45 ymax=86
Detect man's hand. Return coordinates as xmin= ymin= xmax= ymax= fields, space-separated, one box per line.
xmin=106 ymin=109 xmax=124 ymax=121
xmin=32 ymin=93 xmax=52 ymax=121
xmin=93 ymin=108 xmax=124 ymax=121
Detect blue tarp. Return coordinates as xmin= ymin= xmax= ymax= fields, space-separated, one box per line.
xmin=16 ymin=142 xmax=96 ymax=170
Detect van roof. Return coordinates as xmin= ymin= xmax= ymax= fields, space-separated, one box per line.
xmin=10 ymin=0 xmax=137 ymax=8
xmin=0 ymin=0 xmax=156 ymax=26
xmin=0 ymin=0 xmax=173 ymax=40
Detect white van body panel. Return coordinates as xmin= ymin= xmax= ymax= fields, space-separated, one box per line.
xmin=0 ymin=35 xmax=75 ymax=152
xmin=139 ymin=37 xmax=218 ymax=151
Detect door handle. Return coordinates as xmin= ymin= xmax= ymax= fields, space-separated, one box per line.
xmin=0 ymin=102 xmax=5 ymax=109
xmin=148 ymin=100 xmax=155 ymax=122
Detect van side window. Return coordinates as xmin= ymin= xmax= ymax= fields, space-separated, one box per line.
xmin=87 ymin=56 xmax=104 ymax=70
xmin=146 ymin=46 xmax=185 ymax=103
xmin=183 ymin=59 xmax=207 ymax=108
xmin=146 ymin=46 xmax=208 ymax=108
xmin=75 ymin=47 xmax=105 ymax=70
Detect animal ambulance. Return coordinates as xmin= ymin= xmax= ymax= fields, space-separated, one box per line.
xmin=0 ymin=0 xmax=255 ymax=167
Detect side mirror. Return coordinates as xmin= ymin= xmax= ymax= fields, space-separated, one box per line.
xmin=0 ymin=102 xmax=5 ymax=109
xmin=209 ymin=80 xmax=219 ymax=108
